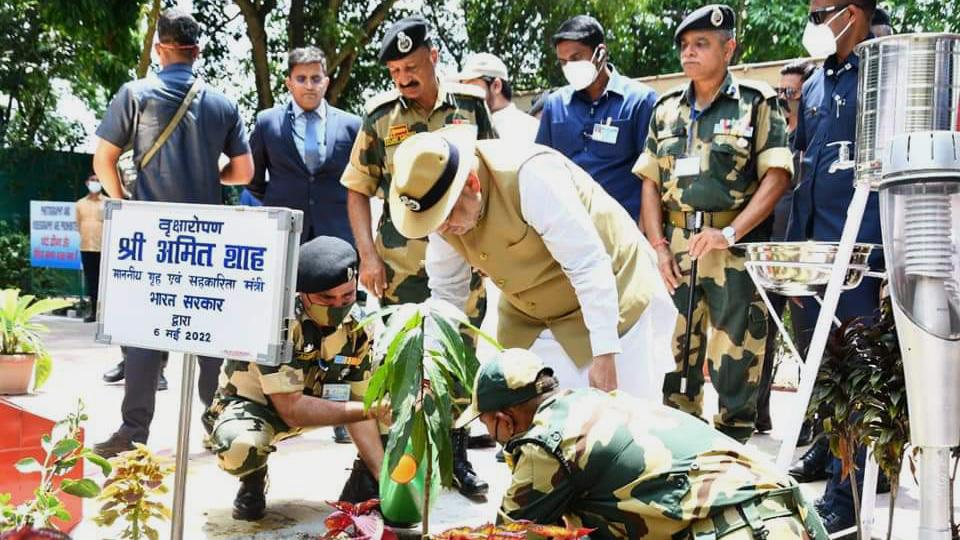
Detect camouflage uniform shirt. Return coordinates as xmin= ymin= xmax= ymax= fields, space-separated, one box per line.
xmin=632 ymin=71 xmax=793 ymax=223
xmin=208 ymin=300 xmax=372 ymax=417
xmin=339 ymin=79 xmax=496 ymax=307
xmin=501 ymin=389 xmax=823 ymax=539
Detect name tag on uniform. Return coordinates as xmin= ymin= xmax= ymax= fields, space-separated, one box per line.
xmin=322 ymin=383 xmax=350 ymax=402
xmin=334 ymin=355 xmax=362 ymax=366
xmin=591 ymin=123 xmax=619 ymax=144
xmin=675 ymin=156 xmax=701 ymax=177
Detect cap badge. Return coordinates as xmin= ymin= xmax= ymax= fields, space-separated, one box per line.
xmin=711 ymin=7 xmax=724 ymax=27
xmin=346 ymin=266 xmax=356 ymax=281
xmin=397 ymin=31 xmax=413 ymax=54
xmin=399 ymin=194 xmax=421 ymax=212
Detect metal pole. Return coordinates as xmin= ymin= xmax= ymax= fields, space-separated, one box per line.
xmin=918 ymin=447 xmax=953 ymax=540
xmin=776 ymin=182 xmax=871 ymax=469
xmin=680 ymin=211 xmax=703 ymax=396
xmin=860 ymin=450 xmax=879 ymax=538
xmin=170 ymin=353 xmax=197 ymax=540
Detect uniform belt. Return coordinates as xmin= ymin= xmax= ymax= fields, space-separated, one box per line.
xmin=668 ymin=210 xmax=739 ymax=230
xmin=688 ymin=490 xmax=799 ymax=540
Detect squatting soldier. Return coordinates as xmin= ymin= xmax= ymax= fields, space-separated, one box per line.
xmin=455 ymin=348 xmax=828 ymax=539
xmin=339 ymin=15 xmax=493 ymax=498
xmin=387 ymin=126 xmax=676 ymax=398
xmin=632 ymin=4 xmax=793 ymax=442
xmin=203 ymin=236 xmax=388 ymax=521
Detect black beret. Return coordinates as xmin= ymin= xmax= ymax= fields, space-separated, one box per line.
xmin=296 ymin=236 xmax=358 ymax=293
xmin=379 ymin=16 xmax=432 ymax=63
xmin=675 ymin=4 xmax=736 ymax=44
xmin=551 ymin=15 xmax=605 ymax=48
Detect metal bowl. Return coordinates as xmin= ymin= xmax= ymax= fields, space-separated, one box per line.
xmin=741 ymin=242 xmax=878 ymax=296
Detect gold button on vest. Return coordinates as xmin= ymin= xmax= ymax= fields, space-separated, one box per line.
xmin=442 ymin=141 xmax=658 ymax=366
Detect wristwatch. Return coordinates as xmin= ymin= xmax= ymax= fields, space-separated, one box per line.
xmin=721 ymin=226 xmax=737 ymax=247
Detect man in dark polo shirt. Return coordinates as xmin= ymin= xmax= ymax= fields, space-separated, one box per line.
xmin=90 ymin=8 xmax=254 ymax=457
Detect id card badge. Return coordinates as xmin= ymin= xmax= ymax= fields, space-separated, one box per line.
xmin=591 ymin=122 xmax=619 ymax=144
xmin=675 ymin=156 xmax=701 ymax=178
xmin=322 ymin=383 xmax=351 ymax=402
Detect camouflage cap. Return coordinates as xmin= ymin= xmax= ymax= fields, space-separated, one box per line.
xmin=454 ymin=348 xmax=555 ymax=428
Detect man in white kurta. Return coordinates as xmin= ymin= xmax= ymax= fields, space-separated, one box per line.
xmin=387 ymin=125 xmax=676 ymax=399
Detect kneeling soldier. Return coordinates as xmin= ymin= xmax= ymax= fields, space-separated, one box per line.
xmin=456 ymin=349 xmax=828 ymax=539
xmin=203 ymin=236 xmax=387 ymax=521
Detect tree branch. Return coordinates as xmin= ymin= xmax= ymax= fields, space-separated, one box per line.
xmin=234 ymin=0 xmax=276 ymax=111
xmin=136 ymin=0 xmax=161 ymax=79
xmin=328 ymin=0 xmax=397 ymax=72
xmin=327 ymin=50 xmax=357 ymax=106
xmin=287 ymin=0 xmax=305 ymax=49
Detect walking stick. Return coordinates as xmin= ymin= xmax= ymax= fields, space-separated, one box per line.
xmin=679 ymin=211 xmax=704 ymax=397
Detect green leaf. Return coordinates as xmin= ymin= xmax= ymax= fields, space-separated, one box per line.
xmin=82 ymin=451 xmax=113 ymax=476
xmin=52 ymin=438 xmax=81 ymax=458
xmin=60 ymin=478 xmax=101 ymax=498
xmin=53 ymin=506 xmax=71 ymax=522
xmin=384 ymin=394 xmax=417 ymax=472
xmin=33 ymin=352 xmax=52 ymax=390
xmin=362 ymin=359 xmax=391 ymax=411
xmin=410 ymin=410 xmax=428 ymax=464
xmin=14 ymin=457 xmax=42 ymax=474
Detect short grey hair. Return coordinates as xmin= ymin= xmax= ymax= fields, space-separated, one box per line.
xmin=288 ymin=47 xmax=327 ymax=75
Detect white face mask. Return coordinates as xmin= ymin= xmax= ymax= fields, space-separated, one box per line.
xmin=802 ymin=7 xmax=853 ymax=58
xmin=87 ymin=181 xmax=102 ymax=194
xmin=561 ymin=47 xmax=603 ymax=91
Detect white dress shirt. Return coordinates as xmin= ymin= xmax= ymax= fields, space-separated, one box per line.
xmin=427 ymin=153 xmax=622 ymax=357
xmin=492 ymin=103 xmax=540 ymax=143
xmin=290 ymin=99 xmax=327 ymax=166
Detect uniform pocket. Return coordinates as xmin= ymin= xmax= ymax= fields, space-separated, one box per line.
xmin=709 ymin=134 xmax=751 ymax=180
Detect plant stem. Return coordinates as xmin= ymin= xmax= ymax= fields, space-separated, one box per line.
xmin=886 ymin=481 xmax=897 ymax=540
xmin=423 ymin=440 xmax=431 ymax=539
xmin=849 ymin=449 xmax=862 ymax=540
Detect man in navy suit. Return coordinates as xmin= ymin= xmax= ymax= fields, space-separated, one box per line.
xmin=248 ymin=46 xmax=361 ymax=246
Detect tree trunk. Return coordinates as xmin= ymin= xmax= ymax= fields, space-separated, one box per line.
xmin=326 ymin=51 xmax=357 ymax=106
xmin=328 ymin=0 xmax=397 ymax=73
xmin=287 ymin=0 xmax=305 ymax=49
xmin=234 ymin=0 xmax=276 ymax=111
xmin=137 ymin=0 xmax=161 ymax=78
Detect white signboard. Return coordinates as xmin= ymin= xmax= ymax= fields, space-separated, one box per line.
xmin=96 ymin=200 xmax=302 ymax=366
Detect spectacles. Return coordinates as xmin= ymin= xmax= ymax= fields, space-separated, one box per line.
xmin=778 ymin=87 xmax=800 ymax=100
xmin=808 ymin=3 xmax=851 ymax=25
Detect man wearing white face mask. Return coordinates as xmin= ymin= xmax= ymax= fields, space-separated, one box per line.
xmin=535 ymin=15 xmax=657 ymax=222
xmin=75 ymin=175 xmax=106 ymax=323
xmin=787 ymin=0 xmax=886 ymax=536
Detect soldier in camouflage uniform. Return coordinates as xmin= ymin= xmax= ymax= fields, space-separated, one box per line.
xmin=203 ymin=236 xmax=388 ymax=521
xmin=632 ymin=5 xmax=793 ymax=442
xmin=456 ymin=348 xmax=828 ymax=539
xmin=339 ymin=15 xmax=493 ymax=497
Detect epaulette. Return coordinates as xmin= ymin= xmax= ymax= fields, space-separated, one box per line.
xmin=655 ymin=83 xmax=687 ymax=106
xmin=446 ymin=81 xmax=487 ymax=100
xmin=364 ymin=89 xmax=402 ymax=115
xmin=737 ymin=78 xmax=778 ymax=100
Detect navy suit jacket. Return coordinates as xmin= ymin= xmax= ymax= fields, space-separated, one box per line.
xmin=248 ymin=101 xmax=360 ymax=245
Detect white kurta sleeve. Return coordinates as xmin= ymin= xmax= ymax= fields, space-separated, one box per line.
xmin=425 ymin=232 xmax=472 ymax=312
xmin=518 ymin=154 xmax=622 ymax=357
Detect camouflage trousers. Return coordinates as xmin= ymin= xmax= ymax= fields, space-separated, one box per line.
xmin=662 ymin=223 xmax=767 ymax=443
xmin=687 ymin=488 xmax=828 ymax=539
xmin=205 ymin=399 xmax=303 ymax=478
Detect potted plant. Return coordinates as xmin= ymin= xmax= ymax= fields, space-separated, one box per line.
xmin=0 ymin=289 xmax=73 ymax=394
xmin=94 ymin=443 xmax=174 ymax=540
xmin=360 ymin=300 xmax=496 ymax=536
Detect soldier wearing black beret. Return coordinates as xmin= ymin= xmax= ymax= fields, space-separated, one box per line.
xmin=634 ymin=3 xmax=794 ymax=445
xmin=203 ymin=236 xmax=389 ymax=522
xmin=341 ymin=8 xmax=496 ymax=500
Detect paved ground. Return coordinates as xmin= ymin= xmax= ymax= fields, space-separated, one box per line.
xmin=3 ymin=305 xmax=954 ymax=539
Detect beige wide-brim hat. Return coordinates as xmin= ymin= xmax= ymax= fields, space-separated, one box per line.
xmin=388 ymin=124 xmax=478 ymax=240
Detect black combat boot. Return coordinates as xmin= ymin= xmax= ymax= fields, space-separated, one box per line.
xmin=232 ymin=466 xmax=268 ymax=521
xmin=788 ymin=437 xmax=831 ymax=483
xmin=452 ymin=428 xmax=488 ymax=499
xmin=338 ymin=456 xmax=379 ymax=503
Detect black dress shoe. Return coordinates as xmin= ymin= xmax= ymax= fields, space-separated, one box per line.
xmin=333 ymin=425 xmax=352 ymax=444
xmin=452 ymin=429 xmax=488 ymax=499
xmin=338 ymin=457 xmax=378 ymax=503
xmin=93 ymin=431 xmax=135 ymax=459
xmin=788 ymin=437 xmax=831 ymax=483
xmin=102 ymin=361 xmax=125 ymax=383
xmin=233 ymin=466 xmax=268 ymax=521
xmin=158 ymin=372 xmax=168 ymax=391
xmin=754 ymin=414 xmax=772 ymax=434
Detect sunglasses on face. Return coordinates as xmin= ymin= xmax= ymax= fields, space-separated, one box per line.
xmin=808 ymin=3 xmax=851 ymax=25
xmin=778 ymin=87 xmax=800 ymax=100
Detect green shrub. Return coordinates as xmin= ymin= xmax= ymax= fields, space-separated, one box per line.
xmin=0 ymin=221 xmax=74 ymax=299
